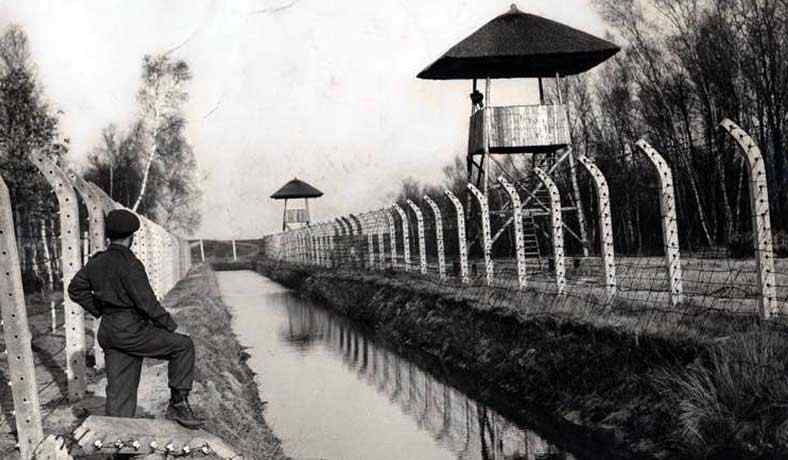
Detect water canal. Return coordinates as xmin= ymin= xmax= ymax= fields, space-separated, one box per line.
xmin=218 ymin=270 xmax=577 ymax=460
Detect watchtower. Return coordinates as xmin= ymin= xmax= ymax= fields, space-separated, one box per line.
xmin=271 ymin=178 xmax=323 ymax=231
xmin=418 ymin=4 xmax=619 ymax=257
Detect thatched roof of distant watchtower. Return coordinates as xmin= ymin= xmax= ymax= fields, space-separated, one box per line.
xmin=270 ymin=178 xmax=324 ymax=200
xmin=418 ymin=4 xmax=620 ymax=80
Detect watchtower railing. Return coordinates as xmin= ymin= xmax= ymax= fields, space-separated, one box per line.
xmin=468 ymin=104 xmax=570 ymax=155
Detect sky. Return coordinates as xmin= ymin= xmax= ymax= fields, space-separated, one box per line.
xmin=0 ymin=0 xmax=610 ymax=238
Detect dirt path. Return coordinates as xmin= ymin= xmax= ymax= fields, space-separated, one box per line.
xmin=0 ymin=265 xmax=288 ymax=460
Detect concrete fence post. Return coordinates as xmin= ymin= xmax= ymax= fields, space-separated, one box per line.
xmin=533 ymin=168 xmax=567 ymax=295
xmin=85 ymin=182 xmax=118 ymax=370
xmin=497 ymin=176 xmax=526 ymax=288
xmin=303 ymin=230 xmax=311 ymax=265
xmin=576 ymin=154 xmax=617 ymax=300
xmin=340 ymin=216 xmax=355 ymax=266
xmin=291 ymin=232 xmax=298 ymax=263
xmin=293 ymin=231 xmax=300 ymax=263
xmin=323 ymin=223 xmax=331 ymax=267
xmin=424 ymin=196 xmax=446 ymax=281
xmin=319 ymin=224 xmax=326 ymax=267
xmin=349 ymin=214 xmax=364 ymax=268
xmin=334 ymin=218 xmax=347 ymax=266
xmin=295 ymin=231 xmax=302 ymax=264
xmin=375 ymin=210 xmax=386 ymax=270
xmin=66 ymin=171 xmax=106 ymax=368
xmin=30 ymin=153 xmax=86 ymax=400
xmin=331 ymin=221 xmax=342 ymax=268
xmin=147 ymin=221 xmax=163 ymax=298
xmin=635 ymin=140 xmax=684 ymax=306
xmin=362 ymin=214 xmax=375 ymax=269
xmin=720 ymin=119 xmax=778 ymax=318
xmin=393 ymin=204 xmax=411 ymax=271
xmin=316 ymin=225 xmax=323 ymax=267
xmin=0 ymin=175 xmax=44 ymax=460
xmin=467 ymin=183 xmax=493 ymax=286
xmin=406 ymin=200 xmax=428 ymax=275
xmin=444 ymin=190 xmax=469 ymax=284
xmin=310 ymin=228 xmax=318 ymax=265
xmin=386 ymin=210 xmax=397 ymax=268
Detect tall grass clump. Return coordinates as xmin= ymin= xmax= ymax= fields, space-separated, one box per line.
xmin=656 ymin=328 xmax=788 ymax=457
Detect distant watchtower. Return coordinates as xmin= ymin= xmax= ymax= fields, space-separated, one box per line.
xmin=418 ymin=3 xmax=619 ymax=256
xmin=271 ymin=178 xmax=324 ymax=231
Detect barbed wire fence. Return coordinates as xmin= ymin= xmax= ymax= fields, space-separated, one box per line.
xmin=261 ymin=119 xmax=787 ymax=339
xmin=0 ymin=152 xmax=194 ymax=459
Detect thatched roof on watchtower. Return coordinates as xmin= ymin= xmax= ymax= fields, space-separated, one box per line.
xmin=271 ymin=178 xmax=323 ymax=200
xmin=417 ymin=4 xmax=620 ymax=80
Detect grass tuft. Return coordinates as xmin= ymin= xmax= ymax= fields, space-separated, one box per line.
xmin=656 ymin=329 xmax=788 ymax=457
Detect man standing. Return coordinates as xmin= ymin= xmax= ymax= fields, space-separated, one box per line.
xmin=68 ymin=209 xmax=203 ymax=428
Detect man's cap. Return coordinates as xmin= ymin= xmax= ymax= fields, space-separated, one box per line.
xmin=105 ymin=209 xmax=140 ymax=238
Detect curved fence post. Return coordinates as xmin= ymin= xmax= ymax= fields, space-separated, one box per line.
xmin=374 ymin=210 xmax=386 ymax=270
xmin=289 ymin=231 xmax=296 ymax=263
xmin=349 ymin=214 xmax=365 ymax=268
xmin=534 ymin=168 xmax=567 ymax=295
xmin=467 ymin=183 xmax=493 ymax=286
xmin=334 ymin=218 xmax=347 ymax=266
xmin=444 ymin=190 xmax=469 ymax=284
xmin=406 ymin=200 xmax=428 ymax=275
xmin=497 ymin=176 xmax=526 ymax=288
xmin=294 ymin=230 xmax=301 ymax=263
xmin=306 ymin=227 xmax=315 ymax=265
xmin=576 ymin=154 xmax=617 ymax=300
xmin=330 ymin=222 xmax=341 ymax=267
xmin=0 ymin=175 xmax=44 ymax=459
xmin=316 ymin=226 xmax=322 ymax=266
xmin=84 ymin=182 xmax=117 ymax=369
xmin=340 ymin=216 xmax=356 ymax=266
xmin=393 ymin=204 xmax=411 ymax=271
xmin=143 ymin=219 xmax=163 ymax=297
xmin=306 ymin=228 xmax=314 ymax=265
xmin=424 ymin=196 xmax=446 ymax=280
xmin=720 ymin=119 xmax=778 ymax=318
xmin=314 ymin=224 xmax=322 ymax=267
xmin=635 ymin=140 xmax=684 ymax=306
xmin=300 ymin=230 xmax=306 ymax=264
xmin=361 ymin=213 xmax=375 ymax=269
xmin=147 ymin=221 xmax=162 ymax=295
xmin=67 ymin=172 xmax=106 ymax=368
xmin=322 ymin=223 xmax=330 ymax=267
xmin=66 ymin=171 xmax=105 ymax=258
xmin=320 ymin=224 xmax=327 ymax=267
xmin=386 ymin=210 xmax=397 ymax=268
xmin=30 ymin=153 xmax=86 ymax=400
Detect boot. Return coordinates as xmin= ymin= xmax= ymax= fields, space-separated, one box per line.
xmin=165 ymin=389 xmax=205 ymax=429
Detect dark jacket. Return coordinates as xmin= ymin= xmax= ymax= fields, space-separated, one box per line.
xmin=67 ymin=243 xmax=178 ymax=332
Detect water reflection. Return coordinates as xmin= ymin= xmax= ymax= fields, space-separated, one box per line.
xmin=278 ymin=293 xmax=574 ymax=460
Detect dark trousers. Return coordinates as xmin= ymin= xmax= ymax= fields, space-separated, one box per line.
xmin=97 ymin=312 xmax=194 ymax=417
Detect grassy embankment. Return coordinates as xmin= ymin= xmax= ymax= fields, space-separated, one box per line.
xmin=0 ymin=263 xmax=287 ymax=460
xmin=255 ymin=258 xmax=788 ymax=459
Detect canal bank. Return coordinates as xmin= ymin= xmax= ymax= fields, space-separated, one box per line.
xmin=218 ymin=269 xmax=584 ymax=460
xmin=254 ymin=259 xmax=788 ymax=459
xmin=113 ymin=263 xmax=287 ymax=460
